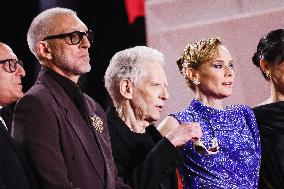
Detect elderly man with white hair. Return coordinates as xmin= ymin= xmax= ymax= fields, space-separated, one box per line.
xmin=104 ymin=46 xmax=202 ymax=189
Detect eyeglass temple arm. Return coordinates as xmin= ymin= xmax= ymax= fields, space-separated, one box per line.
xmin=189 ymin=113 xmax=219 ymax=151
xmin=201 ymin=116 xmax=216 ymax=138
xmin=188 ymin=112 xmax=196 ymax=122
xmin=187 ymin=113 xmax=216 ymax=137
xmin=187 ymin=113 xmax=202 ymax=142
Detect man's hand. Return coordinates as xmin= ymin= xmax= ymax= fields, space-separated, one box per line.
xmin=165 ymin=122 xmax=202 ymax=147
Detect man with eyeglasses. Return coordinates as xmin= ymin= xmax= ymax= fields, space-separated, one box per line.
xmin=0 ymin=42 xmax=34 ymax=189
xmin=12 ymin=7 xmax=130 ymax=189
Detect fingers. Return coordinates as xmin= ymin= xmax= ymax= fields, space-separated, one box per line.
xmin=165 ymin=122 xmax=203 ymax=147
xmin=180 ymin=122 xmax=203 ymax=139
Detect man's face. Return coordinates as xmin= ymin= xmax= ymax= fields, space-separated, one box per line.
xmin=131 ymin=62 xmax=170 ymax=123
xmin=0 ymin=43 xmax=25 ymax=105
xmin=45 ymin=14 xmax=92 ymax=78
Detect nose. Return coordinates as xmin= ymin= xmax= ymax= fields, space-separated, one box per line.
xmin=80 ymin=35 xmax=91 ymax=48
xmin=161 ymin=86 xmax=170 ymax=100
xmin=225 ymin=65 xmax=235 ymax=78
xmin=16 ymin=64 xmax=26 ymax=77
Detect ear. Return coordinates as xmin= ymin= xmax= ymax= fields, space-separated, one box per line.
xmin=259 ymin=59 xmax=270 ymax=73
xmin=119 ymin=79 xmax=134 ymax=100
xmin=185 ymin=67 xmax=198 ymax=81
xmin=35 ymin=41 xmax=52 ymax=60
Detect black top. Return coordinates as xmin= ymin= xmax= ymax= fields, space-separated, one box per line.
xmin=253 ymin=102 xmax=284 ymax=189
xmin=107 ymin=106 xmax=181 ymax=189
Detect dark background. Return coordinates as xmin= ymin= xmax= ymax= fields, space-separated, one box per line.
xmin=0 ymin=0 xmax=146 ymax=110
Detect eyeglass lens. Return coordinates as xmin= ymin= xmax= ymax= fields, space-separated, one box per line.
xmin=70 ymin=31 xmax=94 ymax=45
xmin=0 ymin=59 xmax=23 ymax=73
xmin=8 ymin=59 xmax=23 ymax=72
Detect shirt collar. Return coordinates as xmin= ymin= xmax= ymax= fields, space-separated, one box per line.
xmin=44 ymin=66 xmax=82 ymax=102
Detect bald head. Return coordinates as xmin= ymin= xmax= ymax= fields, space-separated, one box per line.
xmin=0 ymin=42 xmax=15 ymax=59
xmin=0 ymin=42 xmax=25 ymax=106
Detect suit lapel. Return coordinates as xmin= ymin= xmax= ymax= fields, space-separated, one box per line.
xmin=84 ymin=98 xmax=113 ymax=187
xmin=0 ymin=119 xmax=35 ymax=188
xmin=0 ymin=121 xmax=14 ymax=144
xmin=0 ymin=121 xmax=23 ymax=163
xmin=39 ymin=69 xmax=106 ymax=184
xmin=64 ymin=104 xmax=105 ymax=181
xmin=1 ymin=103 xmax=15 ymax=132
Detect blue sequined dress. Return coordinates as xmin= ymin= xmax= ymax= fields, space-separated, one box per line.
xmin=170 ymin=99 xmax=261 ymax=189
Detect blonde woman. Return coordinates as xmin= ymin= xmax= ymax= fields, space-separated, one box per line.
xmin=158 ymin=37 xmax=261 ymax=189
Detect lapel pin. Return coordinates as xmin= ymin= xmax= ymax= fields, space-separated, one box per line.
xmin=90 ymin=113 xmax=103 ymax=133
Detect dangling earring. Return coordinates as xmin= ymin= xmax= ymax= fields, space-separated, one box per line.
xmin=192 ymin=79 xmax=200 ymax=85
xmin=265 ymin=72 xmax=271 ymax=79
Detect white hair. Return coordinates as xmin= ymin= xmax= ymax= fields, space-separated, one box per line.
xmin=104 ymin=46 xmax=164 ymax=103
xmin=27 ymin=7 xmax=77 ymax=60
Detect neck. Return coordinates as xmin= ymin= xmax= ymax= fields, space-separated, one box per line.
xmin=115 ymin=101 xmax=149 ymax=133
xmin=45 ymin=63 xmax=79 ymax=83
xmin=257 ymin=83 xmax=284 ymax=106
xmin=195 ymin=93 xmax=223 ymax=109
xmin=265 ymin=83 xmax=284 ymax=104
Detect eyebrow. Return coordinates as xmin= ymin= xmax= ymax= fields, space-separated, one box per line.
xmin=149 ymin=81 xmax=168 ymax=85
xmin=212 ymin=59 xmax=234 ymax=64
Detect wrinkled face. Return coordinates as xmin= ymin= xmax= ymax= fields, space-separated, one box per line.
xmin=0 ymin=44 xmax=25 ymax=105
xmin=131 ymin=62 xmax=170 ymax=123
xmin=46 ymin=14 xmax=91 ymax=77
xmin=196 ymin=45 xmax=235 ymax=99
xmin=269 ymin=61 xmax=284 ymax=95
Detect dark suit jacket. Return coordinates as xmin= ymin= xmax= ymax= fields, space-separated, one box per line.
xmin=1 ymin=103 xmax=15 ymax=133
xmin=107 ymin=107 xmax=181 ymax=189
xmin=12 ymin=67 xmax=130 ymax=189
xmin=0 ymin=121 xmax=31 ymax=189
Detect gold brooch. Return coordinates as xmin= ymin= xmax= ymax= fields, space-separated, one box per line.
xmin=90 ymin=114 xmax=103 ymax=133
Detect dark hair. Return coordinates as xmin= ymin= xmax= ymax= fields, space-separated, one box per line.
xmin=252 ymin=29 xmax=284 ymax=79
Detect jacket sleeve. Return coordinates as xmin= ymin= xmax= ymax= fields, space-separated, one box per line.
xmin=127 ymin=137 xmax=180 ymax=189
xmin=114 ymin=165 xmax=132 ymax=189
xmin=12 ymin=93 xmax=78 ymax=189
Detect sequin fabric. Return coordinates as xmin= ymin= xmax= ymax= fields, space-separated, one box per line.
xmin=170 ymin=99 xmax=261 ymax=189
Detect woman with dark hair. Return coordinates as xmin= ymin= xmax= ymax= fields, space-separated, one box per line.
xmin=252 ymin=29 xmax=284 ymax=189
xmin=158 ymin=37 xmax=261 ymax=188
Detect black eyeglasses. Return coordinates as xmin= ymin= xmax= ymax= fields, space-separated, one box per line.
xmin=43 ymin=30 xmax=94 ymax=45
xmin=189 ymin=113 xmax=219 ymax=155
xmin=0 ymin=59 xmax=23 ymax=73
